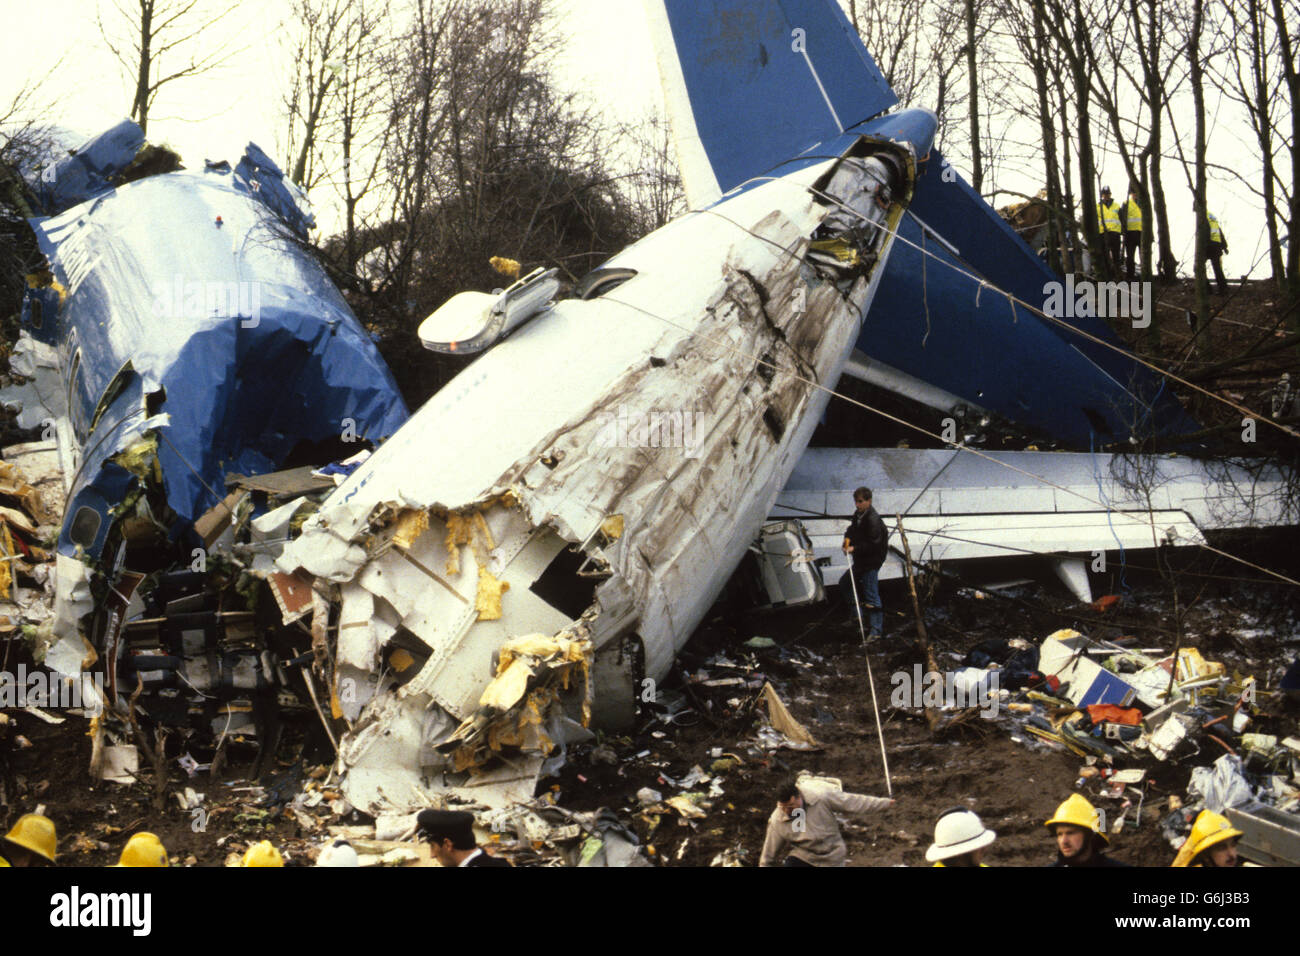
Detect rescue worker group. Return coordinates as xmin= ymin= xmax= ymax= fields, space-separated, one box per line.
xmin=0 ymin=791 xmax=1248 ymax=868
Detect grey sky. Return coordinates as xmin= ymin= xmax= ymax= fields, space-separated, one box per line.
xmin=0 ymin=0 xmax=1283 ymax=281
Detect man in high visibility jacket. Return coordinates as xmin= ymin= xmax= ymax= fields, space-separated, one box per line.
xmin=1196 ymin=203 xmax=1230 ymax=294
xmin=1096 ymin=186 xmax=1123 ymax=278
xmin=1123 ymin=188 xmax=1143 ymax=280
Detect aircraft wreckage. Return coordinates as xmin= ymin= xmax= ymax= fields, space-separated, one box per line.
xmin=4 ymin=0 xmax=1294 ymax=813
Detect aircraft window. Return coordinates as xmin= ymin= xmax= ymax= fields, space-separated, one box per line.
xmin=67 ymin=349 xmax=88 ymax=440
xmin=89 ymin=362 xmax=135 ymax=434
xmin=576 ymin=268 xmax=638 ymax=301
xmin=69 ymin=506 xmax=102 ymax=549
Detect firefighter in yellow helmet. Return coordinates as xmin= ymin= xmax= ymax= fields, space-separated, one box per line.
xmin=114 ymin=832 xmax=169 ymax=867
xmin=241 ymin=840 xmax=285 ymax=867
xmin=1045 ymin=794 xmax=1130 ymax=867
xmin=1 ymin=812 xmax=57 ymax=867
xmin=1172 ymin=810 xmax=1242 ymax=868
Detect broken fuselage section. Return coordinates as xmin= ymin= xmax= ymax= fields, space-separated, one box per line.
xmin=4 ymin=125 xmax=409 ymax=729
xmin=276 ymin=120 xmax=933 ymax=812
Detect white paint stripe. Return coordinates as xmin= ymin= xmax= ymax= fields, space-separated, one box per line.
xmin=799 ymin=48 xmax=843 ymax=132
xmin=639 ymin=0 xmax=722 ymax=209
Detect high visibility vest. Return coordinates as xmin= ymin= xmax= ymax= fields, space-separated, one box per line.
xmin=1207 ymin=213 xmax=1223 ymax=244
xmin=1097 ymin=200 xmax=1122 ymax=233
xmin=1124 ymin=199 xmax=1142 ymax=232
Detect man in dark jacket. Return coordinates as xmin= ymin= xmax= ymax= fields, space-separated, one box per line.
xmin=840 ymin=486 xmax=888 ymax=637
xmin=417 ymin=809 xmax=512 ymax=867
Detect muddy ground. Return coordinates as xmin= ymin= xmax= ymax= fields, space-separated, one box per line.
xmin=4 ymin=542 xmax=1297 ymax=867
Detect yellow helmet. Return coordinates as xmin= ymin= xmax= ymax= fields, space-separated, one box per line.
xmin=115 ymin=832 xmax=169 ymax=868
xmin=242 ymin=841 xmax=284 ymax=867
xmin=3 ymin=813 xmax=57 ymax=863
xmin=1044 ymin=793 xmax=1108 ymax=844
xmin=1171 ymin=810 xmax=1242 ymax=868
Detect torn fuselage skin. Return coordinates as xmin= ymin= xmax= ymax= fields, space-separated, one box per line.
xmin=278 ymin=132 xmax=922 ymax=812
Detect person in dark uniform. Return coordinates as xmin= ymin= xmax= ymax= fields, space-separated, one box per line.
xmin=839 ymin=486 xmax=888 ymax=637
xmin=416 ymin=809 xmax=512 ymax=867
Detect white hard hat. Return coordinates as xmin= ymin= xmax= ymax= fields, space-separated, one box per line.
xmin=316 ymin=840 xmax=360 ymax=867
xmin=925 ymin=808 xmax=996 ymax=862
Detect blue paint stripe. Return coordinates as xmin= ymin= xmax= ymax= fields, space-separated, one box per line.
xmin=661 ymin=0 xmax=896 ymax=195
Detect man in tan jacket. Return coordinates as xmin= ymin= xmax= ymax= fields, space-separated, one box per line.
xmin=759 ymin=775 xmax=893 ymax=866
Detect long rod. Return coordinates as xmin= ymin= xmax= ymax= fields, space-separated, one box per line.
xmin=848 ymin=567 xmax=893 ymax=797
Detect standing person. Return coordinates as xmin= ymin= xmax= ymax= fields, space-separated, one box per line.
xmin=1195 ymin=203 xmax=1230 ymax=294
xmin=1044 ymin=794 xmax=1130 ymax=867
xmin=759 ymin=775 xmax=893 ymax=867
xmin=926 ymin=807 xmax=995 ymax=867
xmin=840 ymin=486 xmax=888 ymax=638
xmin=1096 ymin=186 xmax=1123 ymax=278
xmin=417 ymin=809 xmax=512 ymax=867
xmin=1123 ymin=187 xmax=1143 ymax=280
xmin=1171 ymin=810 xmax=1243 ymax=867
xmin=0 ymin=812 xmax=57 ymax=867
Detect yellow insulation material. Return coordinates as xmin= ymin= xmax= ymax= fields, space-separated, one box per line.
xmin=111 ymin=435 xmax=160 ymax=480
xmin=444 ymin=512 xmax=473 ymax=576
xmin=0 ymin=521 xmax=12 ymax=600
xmin=392 ymin=509 xmax=429 ymax=549
xmin=475 ymin=566 xmax=510 ymax=620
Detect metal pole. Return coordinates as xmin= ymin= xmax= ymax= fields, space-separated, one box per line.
xmin=848 ymin=566 xmax=893 ymax=797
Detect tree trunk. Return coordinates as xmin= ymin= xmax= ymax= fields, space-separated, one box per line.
xmin=1071 ymin=7 xmax=1102 ymax=279
xmin=1032 ymin=0 xmax=1063 ymax=274
xmin=1247 ymin=0 xmax=1286 ymax=287
xmin=1270 ymin=0 xmax=1300 ymax=310
xmin=133 ymin=0 xmax=154 ymax=136
xmin=1191 ymin=0 xmax=1212 ymax=349
xmin=965 ymin=0 xmax=984 ymax=193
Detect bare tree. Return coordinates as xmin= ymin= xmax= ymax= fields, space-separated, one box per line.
xmin=99 ymin=0 xmax=242 ymax=136
xmin=1209 ymin=0 xmax=1288 ymax=290
xmin=619 ymin=111 xmax=685 ymax=235
xmin=1269 ymin=0 xmax=1300 ymax=306
xmin=281 ymin=0 xmax=394 ymax=274
xmin=1189 ymin=0 xmax=1213 ymax=343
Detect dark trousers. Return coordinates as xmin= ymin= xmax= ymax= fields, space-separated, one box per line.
xmin=1123 ymin=231 xmax=1141 ymax=280
xmin=1205 ymin=243 xmax=1229 ymax=293
xmin=839 ymin=564 xmax=883 ymax=634
xmin=1101 ymin=231 xmax=1122 ymax=278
